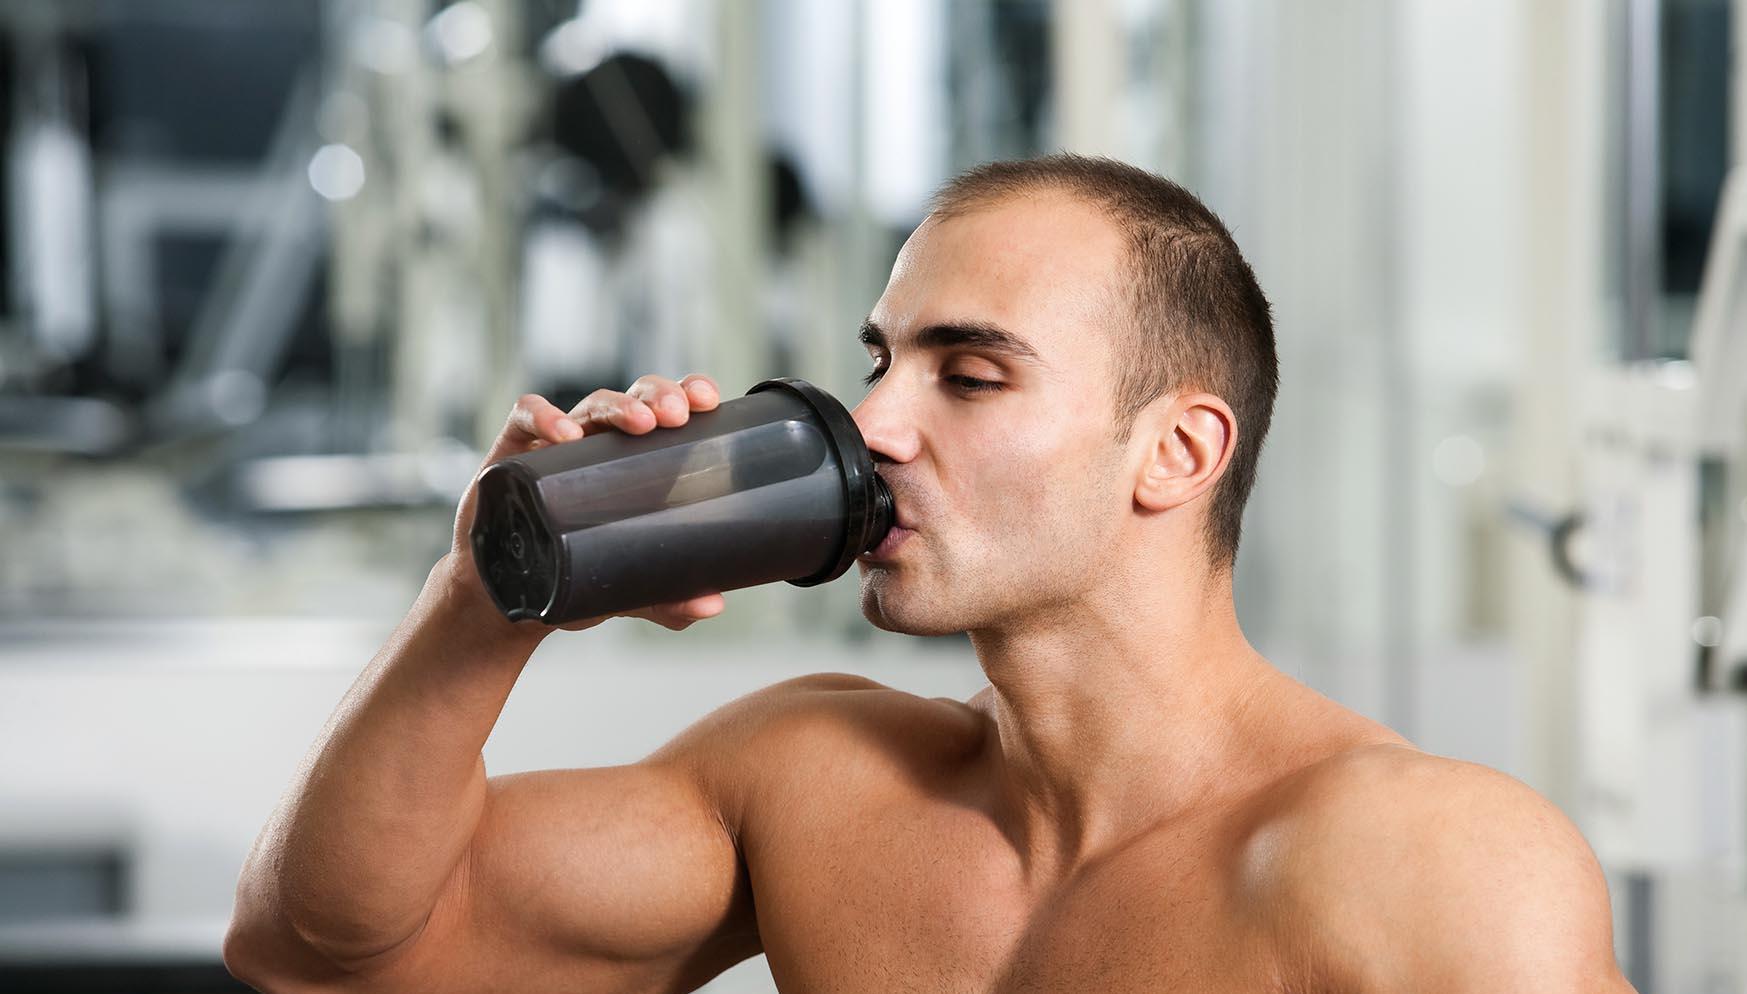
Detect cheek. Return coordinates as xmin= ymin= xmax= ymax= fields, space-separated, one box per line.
xmin=950 ymin=426 xmax=1117 ymax=541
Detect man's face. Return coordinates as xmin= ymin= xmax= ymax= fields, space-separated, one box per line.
xmin=851 ymin=193 xmax=1140 ymax=636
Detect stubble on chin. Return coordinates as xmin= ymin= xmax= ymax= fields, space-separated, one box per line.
xmin=857 ymin=564 xmax=979 ymax=638
xmin=858 ymin=566 xmax=928 ymax=634
xmin=856 ymin=566 xmax=896 ymax=628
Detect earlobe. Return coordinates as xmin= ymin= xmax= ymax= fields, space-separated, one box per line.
xmin=1134 ymin=394 xmax=1235 ymax=513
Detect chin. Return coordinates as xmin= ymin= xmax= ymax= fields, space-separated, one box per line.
xmin=857 ymin=570 xmax=971 ymax=637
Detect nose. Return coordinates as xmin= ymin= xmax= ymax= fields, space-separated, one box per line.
xmin=851 ymin=380 xmax=918 ymax=466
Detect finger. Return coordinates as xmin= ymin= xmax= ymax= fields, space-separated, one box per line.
xmin=627 ymin=592 xmax=725 ymax=631
xmin=624 ymin=604 xmax=693 ymax=632
xmin=570 ymin=389 xmax=658 ymax=435
xmin=677 ymin=592 xmax=725 ymax=618
xmin=554 ymin=615 xmax=609 ymax=633
xmin=627 ymin=375 xmax=692 ymax=428
xmin=506 ymin=394 xmax=582 ymax=444
xmin=485 ymin=395 xmax=581 ymax=464
xmin=679 ymin=374 xmax=720 ymax=411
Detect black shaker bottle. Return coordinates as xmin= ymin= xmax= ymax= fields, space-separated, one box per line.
xmin=469 ymin=377 xmax=894 ymax=624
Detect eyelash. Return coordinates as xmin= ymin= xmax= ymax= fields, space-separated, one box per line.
xmin=861 ymin=366 xmax=1003 ymax=394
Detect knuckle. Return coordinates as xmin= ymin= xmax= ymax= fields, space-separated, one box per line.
xmin=576 ymin=390 xmax=643 ymax=422
xmin=681 ymin=375 xmax=719 ymax=403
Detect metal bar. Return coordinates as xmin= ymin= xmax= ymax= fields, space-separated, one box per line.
xmin=1622 ymin=0 xmax=1662 ymax=360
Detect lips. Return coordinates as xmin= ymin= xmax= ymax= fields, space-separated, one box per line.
xmin=862 ymin=524 xmax=914 ymax=561
xmin=867 ymin=478 xmax=916 ymax=558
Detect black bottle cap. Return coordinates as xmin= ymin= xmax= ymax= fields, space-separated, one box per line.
xmin=749 ymin=377 xmax=893 ymax=586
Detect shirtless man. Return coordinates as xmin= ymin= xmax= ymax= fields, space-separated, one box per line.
xmin=225 ymin=155 xmax=1634 ymax=993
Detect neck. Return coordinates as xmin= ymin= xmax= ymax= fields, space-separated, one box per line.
xmin=966 ymin=564 xmax=1279 ymax=880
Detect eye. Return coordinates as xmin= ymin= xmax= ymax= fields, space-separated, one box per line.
xmin=860 ymin=365 xmax=1004 ymax=394
xmin=947 ymin=375 xmax=1002 ymax=394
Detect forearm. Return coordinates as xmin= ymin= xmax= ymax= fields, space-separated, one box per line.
xmin=232 ymin=554 xmax=548 ymax=968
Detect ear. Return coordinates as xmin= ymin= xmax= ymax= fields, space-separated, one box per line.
xmin=1133 ymin=392 xmax=1236 ymax=513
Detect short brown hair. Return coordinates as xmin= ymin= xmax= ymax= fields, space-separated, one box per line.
xmin=930 ymin=154 xmax=1278 ymax=572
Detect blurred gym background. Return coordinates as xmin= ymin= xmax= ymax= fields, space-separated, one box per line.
xmin=0 ymin=0 xmax=1743 ymax=991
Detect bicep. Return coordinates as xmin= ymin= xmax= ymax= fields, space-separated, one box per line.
xmin=362 ymin=764 xmax=758 ymax=994
xmin=332 ymin=672 xmax=872 ymax=994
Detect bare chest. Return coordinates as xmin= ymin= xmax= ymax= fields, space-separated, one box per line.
xmin=745 ymin=806 xmax=1288 ymax=994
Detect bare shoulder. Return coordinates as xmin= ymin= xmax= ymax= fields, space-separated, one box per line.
xmin=1243 ymin=744 xmax=1635 ymax=993
xmin=1258 ymin=743 xmax=1590 ymax=860
xmin=648 ymin=672 xmax=986 ymax=823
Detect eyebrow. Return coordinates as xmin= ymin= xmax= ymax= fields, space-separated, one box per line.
xmin=857 ymin=319 xmax=1043 ymax=365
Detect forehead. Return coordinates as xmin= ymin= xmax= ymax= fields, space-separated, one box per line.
xmin=870 ymin=191 xmax=1129 ymax=364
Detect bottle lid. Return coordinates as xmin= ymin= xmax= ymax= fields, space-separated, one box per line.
xmin=749 ymin=377 xmax=893 ymax=586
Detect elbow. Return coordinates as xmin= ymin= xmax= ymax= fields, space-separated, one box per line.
xmin=225 ymin=889 xmax=424 ymax=993
xmin=221 ymin=914 xmax=271 ymax=992
xmin=223 ymin=910 xmax=370 ymax=994
xmin=224 ymin=878 xmax=351 ymax=994
xmin=226 ymin=850 xmax=299 ymax=990
xmin=227 ymin=828 xmax=322 ymax=991
xmin=225 ymin=857 xmax=282 ymax=989
xmin=222 ymin=913 xmax=294 ymax=994
xmin=224 ymin=834 xmax=443 ymax=989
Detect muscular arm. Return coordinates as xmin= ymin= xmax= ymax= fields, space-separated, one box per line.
xmin=223 ymin=559 xmax=542 ymax=977
xmin=223 ymin=558 xmax=763 ymax=994
xmin=1259 ymin=746 xmax=1637 ymax=994
xmin=429 ymin=670 xmax=885 ymax=993
xmin=224 ymin=376 xmax=784 ymax=993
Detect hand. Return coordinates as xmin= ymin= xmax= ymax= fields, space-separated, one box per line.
xmin=449 ymin=373 xmax=728 ymax=633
